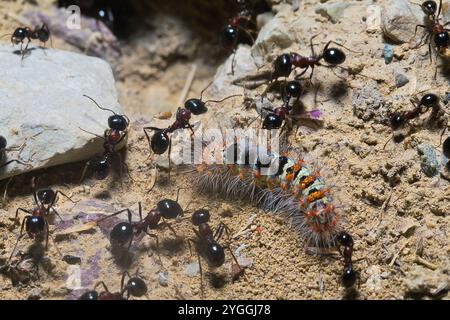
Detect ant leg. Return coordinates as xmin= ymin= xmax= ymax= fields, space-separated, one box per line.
xmin=428 ymin=40 xmax=433 ymax=64
xmin=115 ymin=131 xmax=128 ymax=146
xmin=167 ymin=138 xmax=172 ymax=181
xmin=229 ymin=49 xmax=237 ymax=76
xmin=48 ymin=206 xmax=65 ymax=222
xmin=53 ymin=191 xmax=78 ymax=204
xmin=8 ymin=217 xmax=28 ymax=263
xmin=215 ymin=222 xmax=232 ymax=242
xmin=120 ymin=271 xmax=132 ymax=297
xmin=78 ymin=127 xmax=103 ymax=139
xmin=0 ymin=159 xmax=30 ymax=169
xmin=94 ymin=281 xmax=111 ymax=293
xmin=438 ymin=0 xmax=443 ymax=18
xmin=97 ymin=208 xmax=132 ymax=223
xmin=294 ymin=67 xmax=309 ymax=80
xmin=79 ymin=160 xmax=92 ymax=183
xmin=138 ymin=202 xmax=144 ymax=221
xmin=144 ymin=232 xmax=162 ymax=263
xmin=117 ymin=152 xmax=133 ymax=182
xmin=162 ymin=221 xmax=178 ymax=238
xmin=309 ymin=66 xmax=315 ymax=86
xmin=22 ymin=39 xmax=30 ymax=61
xmin=14 ymin=208 xmax=32 ymax=224
xmin=45 ymin=219 xmax=50 ymax=250
xmin=196 ymin=250 xmax=204 ymax=298
xmin=309 ymin=33 xmax=321 ymax=56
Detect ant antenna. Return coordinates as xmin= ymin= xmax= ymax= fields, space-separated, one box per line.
xmin=204 ymin=94 xmax=242 ymax=104
xmin=199 ymin=80 xmax=214 ymax=101
xmin=83 ymin=94 xmax=118 ymax=115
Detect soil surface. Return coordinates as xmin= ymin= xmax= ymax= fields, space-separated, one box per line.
xmin=0 ymin=0 xmax=449 ymax=300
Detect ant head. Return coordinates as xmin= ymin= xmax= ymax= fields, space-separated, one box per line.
xmin=390 ymin=113 xmax=405 ymax=129
xmin=185 ymin=98 xmax=208 ymax=115
xmin=25 ymin=216 xmax=45 ymax=234
xmin=79 ymin=291 xmax=99 ymax=300
xmin=420 ymin=93 xmax=439 ymax=107
xmin=157 ymin=199 xmax=183 ymax=219
xmin=126 ymin=277 xmax=147 ymax=297
xmin=421 ymin=1 xmax=438 ymax=16
xmin=443 ymin=136 xmax=450 ymax=158
xmin=262 ymin=113 xmax=283 ymax=130
xmin=191 ymin=209 xmax=210 ymax=226
xmin=176 ymin=108 xmax=192 ymax=123
xmin=110 ymin=222 xmax=133 ymax=247
xmin=434 ymin=31 xmax=450 ymax=48
xmin=37 ymin=188 xmax=55 ymax=205
xmin=337 ymin=231 xmax=353 ymax=247
xmin=90 ymin=157 xmax=111 ymax=180
xmin=206 ymin=242 xmax=225 ymax=268
xmin=150 ymin=131 xmax=170 ymax=155
xmin=11 ymin=27 xmax=27 ymax=44
xmin=342 ymin=266 xmax=357 ymax=288
xmin=221 ymin=24 xmax=238 ymax=48
xmin=0 ymin=135 xmax=6 ymax=150
xmin=323 ymin=47 xmax=346 ymax=65
xmin=273 ymin=53 xmax=293 ymax=79
xmin=108 ymin=115 xmax=128 ymax=131
xmin=285 ymin=81 xmax=302 ymax=98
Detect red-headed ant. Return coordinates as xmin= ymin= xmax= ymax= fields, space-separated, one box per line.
xmin=143 ymin=84 xmax=240 ymax=176
xmin=336 ymin=231 xmax=359 ymax=288
xmin=8 ymin=179 xmax=76 ymax=263
xmin=79 ymin=95 xmax=131 ymax=182
xmin=97 ymin=198 xmax=183 ymax=261
xmin=79 ymin=271 xmax=147 ymax=300
xmin=2 ymin=24 xmax=50 ymax=60
xmin=188 ymin=209 xmax=243 ymax=296
xmin=384 ymin=93 xmax=446 ymax=147
xmin=414 ymin=0 xmax=450 ymax=62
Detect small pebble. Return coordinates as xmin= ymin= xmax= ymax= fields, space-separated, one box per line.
xmin=394 ymin=72 xmax=409 ymax=88
xmin=382 ymin=44 xmax=394 ymax=64
xmin=185 ymin=262 xmax=200 ymax=277
xmin=417 ymin=144 xmax=440 ymax=177
xmin=158 ymin=272 xmax=169 ymax=287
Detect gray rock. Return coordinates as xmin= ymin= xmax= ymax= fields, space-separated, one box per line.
xmin=251 ymin=11 xmax=294 ymax=67
xmin=315 ymin=3 xmax=350 ymax=23
xmin=382 ymin=43 xmax=394 ymax=64
xmin=185 ymin=262 xmax=200 ymax=277
xmin=394 ymin=71 xmax=410 ymax=88
xmin=0 ymin=44 xmax=124 ymax=180
xmin=352 ymin=81 xmax=386 ymax=122
xmin=381 ymin=0 xmax=420 ymax=43
xmin=158 ymin=272 xmax=169 ymax=287
xmin=417 ymin=144 xmax=440 ymax=177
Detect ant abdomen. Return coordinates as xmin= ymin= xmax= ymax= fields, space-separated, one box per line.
xmin=323 ymin=47 xmax=346 ymax=65
xmin=273 ymin=53 xmax=293 ymax=78
xmin=110 ymin=222 xmax=133 ymax=247
xmin=151 ymin=131 xmax=170 ymax=155
xmin=157 ymin=199 xmax=183 ymax=219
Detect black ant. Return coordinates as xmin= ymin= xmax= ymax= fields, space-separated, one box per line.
xmin=5 ymin=24 xmax=51 ymax=60
xmin=261 ymin=80 xmax=303 ymax=130
xmin=79 ymin=95 xmax=130 ymax=182
xmin=390 ymin=93 xmax=442 ymax=130
xmin=79 ymin=271 xmax=147 ymax=300
xmin=188 ymin=209 xmax=243 ymax=296
xmin=97 ymin=198 xmax=183 ymax=261
xmin=221 ymin=0 xmax=257 ymax=74
xmin=414 ymin=0 xmax=450 ymax=62
xmin=143 ymin=84 xmax=240 ymax=176
xmin=0 ymin=135 xmax=29 ymax=170
xmin=336 ymin=231 xmax=358 ymax=288
xmin=8 ymin=179 xmax=76 ymax=263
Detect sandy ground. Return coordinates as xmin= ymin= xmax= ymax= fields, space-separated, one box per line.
xmin=0 ymin=0 xmax=449 ymax=300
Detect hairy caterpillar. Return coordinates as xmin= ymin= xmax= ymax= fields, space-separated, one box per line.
xmin=190 ymin=141 xmax=342 ymax=248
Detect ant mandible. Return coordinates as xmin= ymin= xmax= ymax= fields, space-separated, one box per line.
xmin=97 ymin=197 xmax=183 ymax=261
xmin=79 ymin=95 xmax=131 ymax=182
xmin=8 ymin=178 xmax=76 ymax=263
xmin=143 ymin=83 xmax=240 ymax=176
xmin=414 ymin=0 xmax=450 ymax=63
xmin=79 ymin=271 xmax=147 ymax=300
xmin=188 ymin=209 xmax=243 ymax=296
xmin=7 ymin=24 xmax=50 ymax=60
xmin=336 ymin=231 xmax=358 ymax=288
